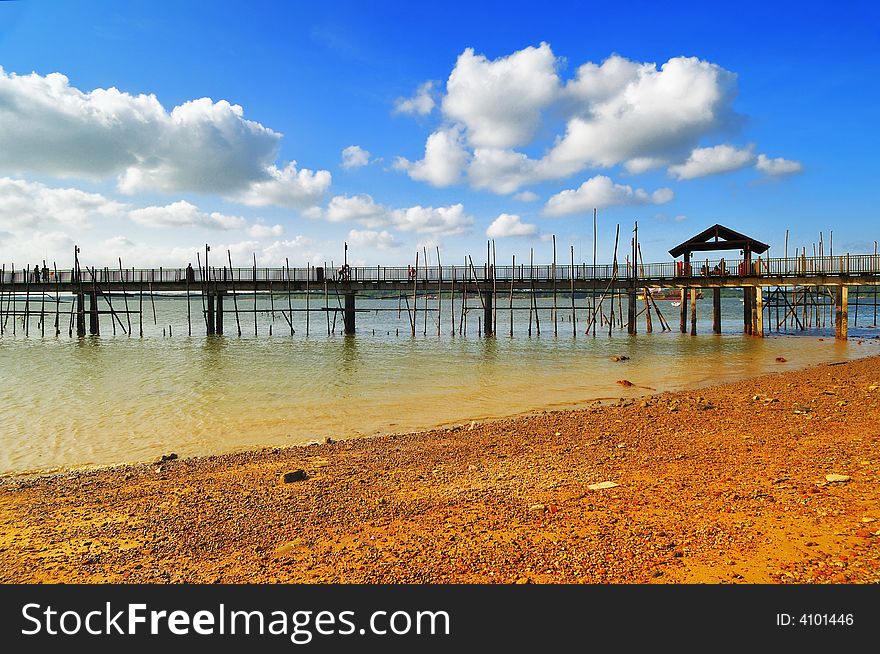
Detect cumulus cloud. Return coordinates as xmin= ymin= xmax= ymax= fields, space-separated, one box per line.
xmin=129 ymin=200 xmax=247 ymax=230
xmin=397 ymin=47 xmax=778 ymax=194
xmin=340 ymin=145 xmax=371 ymax=169
xmin=317 ymin=194 xmax=473 ymax=237
xmin=393 ymin=81 xmax=436 ymax=116
xmin=324 ymin=194 xmax=388 ymax=227
xmin=234 ymin=162 xmax=331 ymax=208
xmin=513 ymin=191 xmax=539 ymax=202
xmin=443 ymin=43 xmax=560 ymax=148
xmin=0 ymin=67 xmax=331 ymax=206
xmin=394 ymin=126 xmax=468 ymax=187
xmin=668 ymin=144 xmax=755 ymax=180
xmin=247 ymin=223 xmax=284 ymax=238
xmin=0 ymin=176 xmax=125 ymax=231
xmin=543 ymin=175 xmax=673 ymax=217
xmin=486 ymin=213 xmax=538 ymax=238
xmin=347 ymin=229 xmax=399 ymax=250
xmin=389 ymin=204 xmax=472 ymax=236
xmin=755 ymin=153 xmax=803 ymax=176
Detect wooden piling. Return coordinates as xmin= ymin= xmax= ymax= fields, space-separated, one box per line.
xmin=412 ymin=252 xmax=418 ymax=337
xmin=755 ymin=286 xmax=764 ymax=337
xmin=712 ymin=287 xmax=722 ymax=334
xmin=690 ymin=288 xmax=697 ymax=336
xmin=835 ymin=285 xmax=848 ymax=340
xmin=552 ymin=234 xmax=558 ymax=336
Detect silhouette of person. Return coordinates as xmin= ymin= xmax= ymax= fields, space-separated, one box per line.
xmin=33 ymin=264 xmax=40 ymax=282
xmin=186 ymin=262 xmax=195 ymax=283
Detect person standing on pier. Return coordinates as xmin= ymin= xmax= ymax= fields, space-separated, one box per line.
xmin=41 ymin=263 xmax=49 ymax=282
xmin=186 ymin=262 xmax=195 ymax=283
xmin=32 ymin=264 xmax=40 ymax=282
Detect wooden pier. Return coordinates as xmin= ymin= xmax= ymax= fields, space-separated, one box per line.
xmin=1 ymin=225 xmax=878 ymax=341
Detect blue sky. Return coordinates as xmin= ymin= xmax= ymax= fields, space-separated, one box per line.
xmin=0 ymin=0 xmax=878 ymax=268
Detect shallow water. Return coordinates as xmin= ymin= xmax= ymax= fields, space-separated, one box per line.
xmin=1 ymin=294 xmax=878 ymax=475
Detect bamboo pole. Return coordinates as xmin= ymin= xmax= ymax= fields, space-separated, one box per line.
xmin=423 ymin=247 xmax=429 ymax=336
xmin=227 ymin=251 xmax=242 ymax=337
xmin=24 ymin=265 xmax=30 ymax=337
xmin=0 ymin=264 xmax=4 ymax=336
xmin=570 ymin=245 xmax=576 ymax=336
xmin=592 ymin=208 xmax=597 ymax=337
xmin=306 ymin=264 xmax=311 ymax=336
xmin=254 ymin=253 xmax=259 ymax=337
xmin=53 ymin=262 xmax=60 ymax=336
xmin=436 ymin=247 xmax=442 ymax=337
xmin=412 ymin=252 xmax=418 ymax=337
xmin=451 ymin=265 xmax=456 ymax=336
xmin=509 ymin=254 xmax=515 ymax=338
xmin=39 ymin=260 xmax=46 ymax=337
xmin=118 ymin=259 xmax=132 ymax=336
xmin=286 ymin=258 xmax=294 ymax=335
xmin=492 ymin=239 xmax=497 ymax=337
xmin=552 ymin=234 xmax=557 ymax=336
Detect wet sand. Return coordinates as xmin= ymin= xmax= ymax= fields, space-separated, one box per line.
xmin=1 ymin=355 xmax=879 ymax=584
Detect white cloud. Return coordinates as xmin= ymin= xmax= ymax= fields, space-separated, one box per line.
xmin=324 ymin=194 xmax=388 ymax=227
xmin=248 ymin=223 xmax=284 ymax=238
xmin=443 ymin=43 xmax=560 ymax=148
xmin=320 ymin=194 xmax=474 ymax=237
xmin=0 ymin=176 xmax=125 ymax=231
xmin=755 ymin=153 xmax=803 ymax=176
xmin=340 ymin=144 xmax=371 ymax=169
xmin=543 ymin=175 xmax=673 ymax=216
xmin=393 ymin=81 xmax=436 ymax=116
xmin=234 ymin=162 xmax=331 ymax=208
xmin=486 ymin=213 xmax=538 ymax=238
xmin=513 ymin=191 xmax=539 ymax=202
xmin=389 ymin=204 xmax=473 ymax=236
xmin=668 ymin=144 xmax=754 ymax=180
xmin=347 ymin=229 xmax=399 ymax=250
xmin=401 ymin=48 xmax=769 ymax=194
xmin=623 ymin=157 xmax=668 ymax=174
xmin=129 ymin=200 xmax=247 ymax=230
xmin=674 ymin=214 xmax=688 ymax=222
xmin=0 ymin=67 xmax=331 ymax=205
xmin=394 ymin=126 xmax=468 ymax=187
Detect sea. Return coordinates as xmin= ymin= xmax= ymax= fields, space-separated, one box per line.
xmin=1 ymin=292 xmax=878 ymax=475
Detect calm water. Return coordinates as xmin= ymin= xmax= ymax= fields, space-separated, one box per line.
xmin=1 ymin=293 xmax=878 ymax=475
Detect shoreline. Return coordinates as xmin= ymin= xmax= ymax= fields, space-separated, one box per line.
xmin=1 ymin=355 xmax=879 ymax=583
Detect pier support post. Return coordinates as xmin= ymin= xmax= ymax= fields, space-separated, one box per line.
xmin=690 ymin=288 xmax=697 ymax=335
xmin=743 ymin=287 xmax=753 ymax=335
xmin=712 ymin=287 xmax=722 ymax=334
xmin=835 ymin=285 xmax=848 ymax=340
xmin=482 ymin=290 xmax=493 ymax=336
xmin=754 ymin=286 xmax=764 ymax=337
xmin=206 ymin=292 xmax=215 ymax=335
xmin=215 ymin=291 xmax=224 ymax=335
xmin=679 ymin=288 xmax=688 ymax=333
xmin=344 ymin=292 xmax=356 ymax=335
xmin=627 ymin=288 xmax=637 ymax=335
xmin=76 ymin=293 xmax=86 ymax=337
xmin=88 ymin=291 xmax=99 ymax=335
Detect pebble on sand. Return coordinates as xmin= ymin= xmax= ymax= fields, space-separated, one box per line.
xmin=825 ymin=474 xmax=851 ymax=483
xmin=282 ymin=470 xmax=308 ymax=483
xmin=588 ymin=481 xmax=619 ymax=490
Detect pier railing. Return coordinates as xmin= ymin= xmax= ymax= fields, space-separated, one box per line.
xmin=2 ymin=254 xmax=880 ymax=285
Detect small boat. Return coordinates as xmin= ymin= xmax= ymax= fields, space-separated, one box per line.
xmin=671 ymin=301 xmax=681 ymax=307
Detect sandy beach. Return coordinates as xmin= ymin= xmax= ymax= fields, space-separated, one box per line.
xmin=1 ymin=354 xmax=879 ymax=584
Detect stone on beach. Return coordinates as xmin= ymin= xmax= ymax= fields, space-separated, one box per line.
xmin=588 ymin=481 xmax=619 ymax=490
xmin=282 ymin=469 xmax=308 ymax=483
xmin=825 ymin=474 xmax=851 ymax=483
